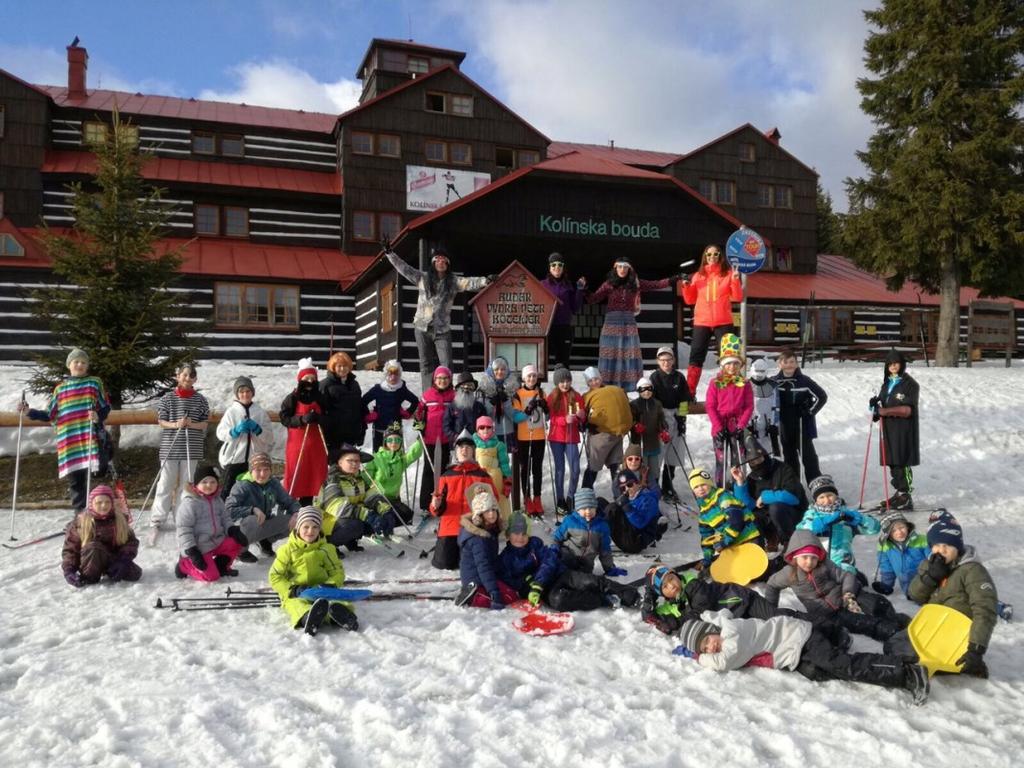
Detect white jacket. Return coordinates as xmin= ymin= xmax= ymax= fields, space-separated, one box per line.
xmin=216 ymin=400 xmax=274 ymax=466
xmin=695 ymin=609 xmax=812 ymax=672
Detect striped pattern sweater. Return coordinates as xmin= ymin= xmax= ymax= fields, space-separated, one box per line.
xmin=156 ymin=389 xmax=210 ymax=461
xmin=40 ymin=376 xmax=110 ymax=478
xmin=698 ymin=487 xmax=760 ymax=564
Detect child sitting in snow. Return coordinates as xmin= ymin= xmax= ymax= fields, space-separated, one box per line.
xmin=456 ymin=485 xmax=517 ymax=609
xmin=640 ymin=564 xmax=796 ymax=635
xmin=175 ymin=464 xmax=248 ymax=582
xmin=764 ymin=530 xmax=907 ymax=641
xmin=362 ymin=421 xmax=422 ymax=526
xmin=796 ymin=475 xmax=880 ymax=574
xmin=603 ymin=468 xmax=667 ymax=554
xmin=872 ymin=511 xmax=929 ymax=597
xmin=550 ymin=487 xmax=628 ymax=579
xmin=61 ymin=485 xmax=141 ymax=587
xmin=689 ymin=466 xmax=761 ymax=568
xmin=672 ymin=611 xmax=930 ymax=705
xmin=502 ymin=504 xmax=638 ymax=611
xmin=316 ymin=445 xmax=397 ymax=551
xmin=269 ymin=505 xmax=358 ymax=636
xmin=884 ymin=513 xmax=1001 ymax=678
xmin=362 ymin=359 xmax=419 ymax=451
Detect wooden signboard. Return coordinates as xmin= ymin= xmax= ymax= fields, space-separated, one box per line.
xmin=967 ymin=300 xmax=1015 ymax=367
xmin=469 ymin=260 xmax=558 ymax=376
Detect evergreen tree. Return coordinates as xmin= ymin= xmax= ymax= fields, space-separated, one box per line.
xmin=844 ymin=0 xmax=1024 ymax=365
xmin=29 ymin=110 xmax=204 ymax=410
xmin=816 ymin=181 xmax=841 ymax=254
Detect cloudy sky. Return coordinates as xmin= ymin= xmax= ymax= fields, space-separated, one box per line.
xmin=1 ymin=0 xmax=878 ymax=210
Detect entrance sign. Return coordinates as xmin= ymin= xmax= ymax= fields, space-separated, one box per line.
xmin=406 ymin=165 xmax=491 ymax=212
xmin=469 ymin=261 xmax=559 ymax=376
xmin=726 ymin=227 xmax=767 ymax=275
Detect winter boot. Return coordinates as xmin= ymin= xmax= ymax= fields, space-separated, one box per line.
xmin=870 ymin=618 xmax=900 ymax=642
xmin=455 ymin=582 xmax=478 ymax=607
xmin=686 ymin=365 xmax=702 ymax=398
xmin=904 ymin=663 xmax=930 ymax=706
xmin=213 ymin=554 xmax=239 ymax=578
xmin=529 ymin=497 xmax=544 ymax=517
xmin=619 ymin=586 xmax=640 ymax=607
xmin=346 ymin=541 xmax=365 ymax=553
xmin=328 ymin=603 xmax=359 ymax=631
xmin=259 ymin=539 xmax=275 ymax=558
xmin=303 ymin=598 xmax=330 ymax=636
xmin=604 ymin=593 xmax=622 ymax=610
xmin=998 ymin=601 xmax=1013 ymax=622
xmin=887 ymin=492 xmax=913 ymax=511
xmin=237 ymin=550 xmax=259 ymax=564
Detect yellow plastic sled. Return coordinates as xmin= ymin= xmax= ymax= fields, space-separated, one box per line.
xmin=908 ymin=604 xmax=972 ymax=677
xmin=709 ymin=543 xmax=768 ymax=586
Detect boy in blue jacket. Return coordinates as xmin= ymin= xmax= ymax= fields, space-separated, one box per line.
xmin=797 ymin=474 xmax=880 ymax=575
xmin=872 ymin=511 xmax=929 ymax=597
xmin=603 ymin=469 xmax=667 ymax=554
xmin=551 ymin=487 xmax=627 ymax=578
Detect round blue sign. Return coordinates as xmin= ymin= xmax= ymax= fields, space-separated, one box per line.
xmin=725 ymin=227 xmax=767 ymax=274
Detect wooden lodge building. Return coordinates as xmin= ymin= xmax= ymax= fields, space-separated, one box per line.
xmin=0 ymin=38 xmax=1020 ymax=371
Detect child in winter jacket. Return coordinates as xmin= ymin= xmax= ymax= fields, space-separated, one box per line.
xmin=362 ymin=360 xmax=419 ymax=451
xmin=175 ymin=464 xmax=248 ymax=582
xmin=581 ymin=366 xmax=632 ymax=489
xmin=216 ymin=375 xmax=274 ymax=498
xmin=689 ymin=466 xmax=761 ymax=567
xmin=748 ymin=358 xmax=780 ymax=455
xmin=512 ymin=364 xmax=548 ymax=516
xmin=477 ymin=356 xmax=521 ymax=451
xmin=704 ymin=334 xmax=753 ymax=487
xmin=731 ymin=435 xmax=806 ymax=551
xmin=629 ymin=376 xmax=670 ymax=492
xmin=363 ymin=421 xmax=422 ymax=525
xmin=279 ymin=359 xmax=328 ymax=505
xmin=21 ymin=347 xmax=111 ymax=515
xmin=623 ymin=444 xmax=649 ymax=489
xmin=640 ymin=564 xmax=796 ymax=635
xmin=604 ymin=469 xmax=667 ymax=554
xmin=764 ymin=529 xmax=906 ymax=641
xmin=430 ymin=430 xmax=498 ymax=571
xmin=269 ymin=505 xmax=358 ymax=636
xmin=456 ymin=486 xmax=517 ymax=609
xmin=546 ymin=366 xmax=586 ymax=516
xmin=884 ymin=513 xmax=1000 ymax=678
xmin=551 ymin=487 xmax=627 ymax=578
xmin=61 ymin=485 xmax=141 ymax=587
xmin=415 ymin=366 xmax=456 ymax=513
xmin=315 ymin=446 xmax=396 ymax=550
xmin=650 ymin=346 xmax=692 ymax=502
xmin=225 ymin=452 xmax=301 ymax=562
xmin=473 ymin=415 xmax=512 ymax=517
xmin=673 ymin=610 xmax=930 ymax=705
xmin=772 ymin=348 xmax=828 ymax=485
xmin=444 ymin=372 xmax=487 ymax=443
xmin=872 ymin=511 xmax=929 ymax=597
xmin=498 ymin=511 xmax=550 ymax=595
xmin=797 ymin=475 xmax=881 ymax=574
xmin=149 ymin=362 xmax=209 ymax=542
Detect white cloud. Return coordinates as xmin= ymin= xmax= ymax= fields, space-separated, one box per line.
xmin=199 ymin=59 xmax=361 ymax=114
xmin=444 ymin=0 xmax=877 ymax=209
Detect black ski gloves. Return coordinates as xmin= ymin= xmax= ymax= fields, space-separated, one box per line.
xmin=185 ymin=546 xmax=206 ymax=571
xmin=920 ymin=553 xmax=952 ymax=589
xmin=956 ymin=643 xmax=988 ymax=678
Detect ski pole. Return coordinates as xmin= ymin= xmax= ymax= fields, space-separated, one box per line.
xmin=546 ymin=435 xmax=557 ymax=516
xmin=878 ymin=416 xmax=890 ymax=512
xmin=137 ymin=426 xmax=184 ymax=528
xmin=857 ymin=416 xmax=875 ymax=509
xmin=84 ymin=410 xmax=94 ymax=505
xmin=287 ymin=423 xmax=311 ymax=496
xmin=363 ymin=470 xmax=420 ymax=543
xmin=8 ymin=390 xmax=25 ymax=540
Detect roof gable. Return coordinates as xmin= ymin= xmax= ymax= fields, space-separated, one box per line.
xmin=677 ymin=123 xmax=818 ymax=178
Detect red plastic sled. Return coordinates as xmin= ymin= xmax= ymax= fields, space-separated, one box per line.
xmin=510 ymin=601 xmax=575 ymax=636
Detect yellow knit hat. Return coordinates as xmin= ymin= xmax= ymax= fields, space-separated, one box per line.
xmin=688 ymin=467 xmax=713 ymax=491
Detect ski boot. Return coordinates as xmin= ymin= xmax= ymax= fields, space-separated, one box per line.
xmin=214 ymin=554 xmax=239 ymax=578
xmin=455 ymin=582 xmax=478 ymax=607
xmin=303 ymin=598 xmax=330 ymax=636
xmin=328 ymin=603 xmax=359 ymax=631
xmin=237 ymin=550 xmax=259 ymax=564
xmin=904 ymin=663 xmax=930 ymax=706
xmin=259 ymin=539 xmax=275 ymax=558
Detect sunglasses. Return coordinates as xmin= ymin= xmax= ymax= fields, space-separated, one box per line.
xmin=478 ymin=426 xmax=494 ymax=432
xmin=620 ymin=481 xmax=638 ymax=489
xmin=637 ymin=386 xmax=653 ymax=393
xmin=550 ymin=262 xmax=565 ymax=268
xmin=705 ymin=251 xmax=721 ymax=257
xmin=384 ymin=437 xmax=403 ymax=444
xmin=435 ymin=375 xmax=450 ymax=380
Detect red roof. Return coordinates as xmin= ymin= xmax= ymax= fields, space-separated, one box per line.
xmin=536 ymin=150 xmax=670 ymax=179
xmin=37 ymin=85 xmax=339 ymax=134
xmin=547 ymin=141 xmax=682 ymax=168
xmin=42 ymin=150 xmax=341 ymax=195
xmin=747 ymin=253 xmax=1024 ymax=309
xmin=0 ymin=225 xmax=368 ymax=286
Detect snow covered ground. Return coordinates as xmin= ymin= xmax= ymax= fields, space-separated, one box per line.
xmin=1 ymin=359 xmax=1023 ymax=767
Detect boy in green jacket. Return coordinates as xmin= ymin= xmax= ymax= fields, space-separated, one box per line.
xmin=363 ymin=421 xmax=422 ymax=525
xmin=884 ymin=512 xmax=998 ymax=678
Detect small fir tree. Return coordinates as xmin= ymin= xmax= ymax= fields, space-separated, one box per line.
xmin=844 ymin=0 xmax=1024 ymax=365
xmin=29 ymin=109 xmax=204 ymax=410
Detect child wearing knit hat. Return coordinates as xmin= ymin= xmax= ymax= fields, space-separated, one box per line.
xmin=456 ymin=486 xmax=518 ymax=610
xmin=872 ymin=512 xmax=929 ymax=597
xmin=704 ymin=333 xmax=753 ymax=488
xmin=175 ymin=465 xmax=249 ymax=582
xmin=881 ymin=513 xmax=1002 ymax=678
xmin=216 ymin=374 xmax=274 ymax=500
xmin=512 ymin=364 xmax=549 ymax=516
xmin=688 ymin=466 xmax=761 ymax=568
xmin=268 ymin=505 xmax=358 ymax=636
xmin=629 ymin=376 xmax=669 ymax=493
xmin=60 ymin=484 xmax=141 ymax=587
xmin=795 ymin=474 xmax=880 ymax=575
xmin=546 ymin=366 xmax=586 ymax=518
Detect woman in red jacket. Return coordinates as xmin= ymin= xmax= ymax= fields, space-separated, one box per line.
xmin=679 ymin=244 xmax=743 ymax=396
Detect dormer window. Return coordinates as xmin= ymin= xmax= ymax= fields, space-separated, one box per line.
xmin=408 ymin=56 xmax=429 ymax=74
xmin=451 ymin=95 xmax=473 ymax=117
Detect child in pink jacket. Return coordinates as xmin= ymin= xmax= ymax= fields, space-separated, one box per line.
xmin=705 ymin=333 xmax=753 ymax=487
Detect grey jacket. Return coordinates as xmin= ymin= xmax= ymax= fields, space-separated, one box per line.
xmin=225 ymin=474 xmax=300 ymax=522
xmin=764 ymin=529 xmax=857 ymax=615
xmin=177 ymin=490 xmax=234 ymax=554
xmin=386 ymin=250 xmax=489 ymax=333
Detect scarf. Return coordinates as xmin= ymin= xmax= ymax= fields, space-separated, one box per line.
xmin=175 ymin=387 xmax=195 ymax=398
xmin=812 ymin=499 xmax=842 ymax=517
xmin=381 ymin=376 xmax=402 ymax=393
xmin=714 ymin=373 xmax=745 ymax=389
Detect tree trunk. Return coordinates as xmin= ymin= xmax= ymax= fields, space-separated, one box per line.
xmin=935 ymin=249 xmax=961 ymax=367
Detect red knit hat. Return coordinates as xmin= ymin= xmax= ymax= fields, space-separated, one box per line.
xmin=785 ymin=544 xmax=826 ymax=563
xmin=296 ymin=357 xmax=317 ymax=382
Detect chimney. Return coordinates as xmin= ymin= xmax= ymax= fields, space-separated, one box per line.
xmin=67 ymin=43 xmax=88 ymax=99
